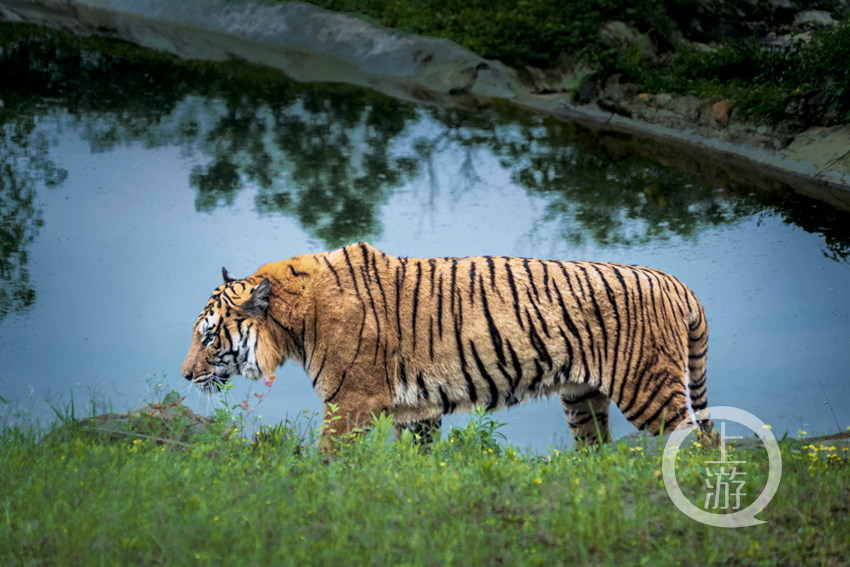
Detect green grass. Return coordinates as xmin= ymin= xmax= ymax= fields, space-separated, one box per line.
xmin=2 ymin=405 xmax=849 ymax=566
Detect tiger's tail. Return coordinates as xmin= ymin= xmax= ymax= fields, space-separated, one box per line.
xmin=688 ymin=298 xmax=721 ymax=447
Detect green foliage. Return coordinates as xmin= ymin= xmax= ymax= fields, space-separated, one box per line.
xmin=448 ymin=407 xmax=507 ymax=454
xmin=2 ymin=413 xmax=850 ymax=565
xmin=299 ymin=0 xmax=849 ymax=126
xmin=303 ymin=0 xmax=676 ymax=69
xmin=612 ymin=22 xmax=850 ymax=124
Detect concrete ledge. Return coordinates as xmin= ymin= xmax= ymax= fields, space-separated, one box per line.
xmin=2 ymin=0 xmax=848 ymax=207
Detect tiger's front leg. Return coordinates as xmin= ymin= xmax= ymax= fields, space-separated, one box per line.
xmin=561 ymin=387 xmax=612 ymax=447
xmin=318 ymin=369 xmax=394 ymax=451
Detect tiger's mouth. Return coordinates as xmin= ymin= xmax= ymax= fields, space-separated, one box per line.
xmin=186 ymin=370 xmax=233 ymax=394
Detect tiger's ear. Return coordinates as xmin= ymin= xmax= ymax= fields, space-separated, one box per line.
xmin=243 ymin=278 xmax=271 ymax=317
xmin=222 ymin=267 xmax=238 ymax=284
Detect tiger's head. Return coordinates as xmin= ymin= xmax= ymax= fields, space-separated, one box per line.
xmin=181 ymin=268 xmax=274 ymax=393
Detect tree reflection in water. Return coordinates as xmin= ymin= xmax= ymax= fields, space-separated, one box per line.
xmin=1 ymin=22 xmax=848 ymax=318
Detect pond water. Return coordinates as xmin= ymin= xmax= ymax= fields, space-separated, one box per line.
xmin=2 ymin=26 xmax=849 ymax=451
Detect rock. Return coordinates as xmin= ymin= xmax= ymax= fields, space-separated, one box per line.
xmin=712 ymin=99 xmax=733 ymax=127
xmin=785 ymin=89 xmax=844 ymax=128
xmin=597 ymin=21 xmax=656 ymax=60
xmin=654 ymin=93 xmax=673 ymax=106
xmin=794 ymin=10 xmax=835 ymax=27
xmin=40 ymin=399 xmax=213 ymax=445
xmin=599 ymin=73 xmax=644 ymax=102
xmin=575 ymin=73 xmax=597 ymax=104
xmin=667 ymin=95 xmax=703 ymax=122
xmin=597 ymin=73 xmax=645 ymax=117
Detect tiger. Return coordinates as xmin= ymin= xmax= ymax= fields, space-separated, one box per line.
xmin=181 ymin=242 xmax=720 ymax=447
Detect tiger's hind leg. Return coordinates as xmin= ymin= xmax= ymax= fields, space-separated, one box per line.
xmin=561 ymin=386 xmax=612 ymax=447
xmin=620 ymin=370 xmax=691 ymax=437
xmin=395 ymin=417 xmax=442 ymax=451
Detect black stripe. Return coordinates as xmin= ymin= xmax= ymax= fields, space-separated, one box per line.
xmin=576 ymin=264 xmax=609 ymax=350
xmin=412 ymin=261 xmax=422 ymax=353
xmin=307 ymin=302 xmax=319 ymax=369
xmin=689 ymin=328 xmax=707 ymax=343
xmin=395 ymin=264 xmax=404 ymax=344
xmin=557 ymin=327 xmax=574 ymax=376
xmin=470 ymin=341 xmax=499 ymax=410
xmin=370 ymin=250 xmax=388 ymax=312
xmin=562 ymin=388 xmax=599 ymax=405
xmin=523 ymin=258 xmax=539 ymax=302
xmin=526 ymin=308 xmax=553 ymax=370
xmin=478 ymin=275 xmax=506 ymax=366
xmin=619 ymin=268 xmax=647 ymax=405
xmin=641 ymin=389 xmax=688 ymax=432
xmin=450 ymin=260 xmax=458 ymax=316
xmin=540 ymin=260 xmax=552 ymax=303
xmin=357 ymin=243 xmax=372 ymax=284
xmin=528 ymin=359 xmax=545 ymax=392
xmin=289 ymin=265 xmax=309 ymax=278
xmin=416 ymin=371 xmax=427 ymax=400
xmin=552 ymin=282 xmax=590 ymax=382
xmin=398 ymin=359 xmax=409 ymax=387
xmin=452 ymin=296 xmax=477 ymax=403
xmin=504 ymin=260 xmax=525 ymax=330
xmin=468 ymin=261 xmax=476 ymax=304
xmin=311 ymin=351 xmax=327 ymax=388
xmin=592 ymin=264 xmax=622 ymax=398
xmin=439 ymin=387 xmax=451 ymax=415
xmin=359 ymin=265 xmax=382 ymax=364
xmin=269 ymin=314 xmax=302 ymax=355
xmin=627 ymin=373 xmax=678 ymax=423
xmin=690 ymin=373 xmax=707 ymax=388
xmin=300 ymin=318 xmax=307 ymax=365
xmin=608 ymin=265 xmax=635 ymax=404
xmin=527 ymin=288 xmax=550 ymax=337
xmin=486 ymin=256 xmax=497 ymax=289
xmin=324 ymin=369 xmax=347 ymax=403
xmin=429 ymin=316 xmax=435 ymax=361
xmin=429 ymin=258 xmax=437 ymax=296
xmin=437 ymin=273 xmax=445 ymax=340
xmin=222 ymin=324 xmax=232 ymax=349
xmin=570 ymin=413 xmax=599 ymax=427
xmin=507 ymin=340 xmax=523 ymax=386
xmin=322 ymin=256 xmax=343 ymax=288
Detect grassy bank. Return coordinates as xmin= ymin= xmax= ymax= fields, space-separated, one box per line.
xmin=300 ymin=0 xmax=850 ymax=127
xmin=2 ymin=406 xmax=849 ymax=566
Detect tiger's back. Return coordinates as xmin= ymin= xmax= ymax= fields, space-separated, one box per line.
xmin=182 ymin=242 xmax=717 ymax=445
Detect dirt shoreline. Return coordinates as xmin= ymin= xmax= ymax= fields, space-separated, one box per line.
xmin=2 ymin=0 xmax=848 ymax=209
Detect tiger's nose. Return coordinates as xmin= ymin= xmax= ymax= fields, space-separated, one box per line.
xmin=182 ymin=371 xmax=193 ymax=381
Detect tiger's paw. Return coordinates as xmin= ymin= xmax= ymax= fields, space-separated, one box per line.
xmin=700 ymin=428 xmax=721 ymax=449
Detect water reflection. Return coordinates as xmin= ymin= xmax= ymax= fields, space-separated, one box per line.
xmin=1 ymin=22 xmax=849 ymax=322
xmin=420 ymin=108 xmax=763 ymax=246
xmin=0 ymin=115 xmax=67 ymax=321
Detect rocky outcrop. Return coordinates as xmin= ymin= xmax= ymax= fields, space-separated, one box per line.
xmin=1 ymin=0 xmax=848 ymax=206
xmin=40 ymin=398 xmax=213 ymax=444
